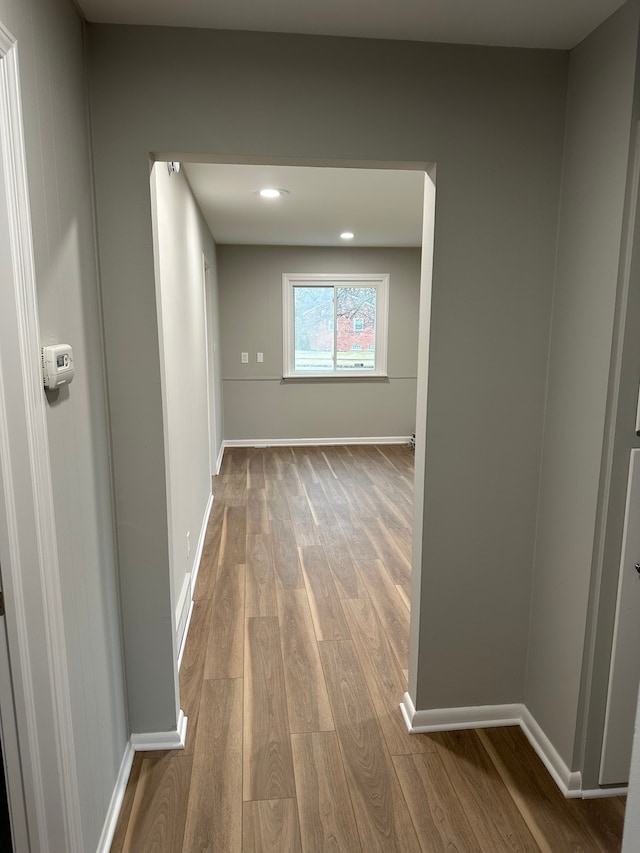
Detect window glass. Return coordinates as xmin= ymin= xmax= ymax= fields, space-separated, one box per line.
xmin=293 ymin=286 xmax=334 ymax=372
xmin=283 ymin=274 xmax=389 ymax=378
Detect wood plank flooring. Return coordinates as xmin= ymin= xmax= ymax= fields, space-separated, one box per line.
xmin=111 ymin=444 xmax=626 ymax=852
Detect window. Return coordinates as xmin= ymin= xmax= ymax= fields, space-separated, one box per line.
xmin=282 ymin=273 xmax=389 ymax=378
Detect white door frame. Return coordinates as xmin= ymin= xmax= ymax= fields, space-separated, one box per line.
xmin=0 ymin=23 xmax=82 ymax=853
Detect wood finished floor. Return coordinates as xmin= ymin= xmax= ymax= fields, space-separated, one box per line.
xmin=111 ymin=445 xmax=626 ymax=852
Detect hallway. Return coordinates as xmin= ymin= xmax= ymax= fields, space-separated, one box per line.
xmin=111 ymin=445 xmax=625 ymax=851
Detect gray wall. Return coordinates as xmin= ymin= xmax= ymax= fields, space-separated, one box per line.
xmin=525 ymin=1 xmax=640 ymax=771
xmin=150 ymin=163 xmax=218 ymax=648
xmin=87 ymin=23 xmax=567 ymax=735
xmin=218 ymin=245 xmax=420 ymax=440
xmin=0 ymin=0 xmax=127 ymax=849
xmin=581 ymin=12 xmax=640 ymax=788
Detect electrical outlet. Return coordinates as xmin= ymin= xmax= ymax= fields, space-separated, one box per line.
xmin=241 ymin=352 xmax=249 ymax=364
xmin=257 ymin=352 xmax=264 ymax=363
xmin=187 ymin=530 xmax=191 ymax=558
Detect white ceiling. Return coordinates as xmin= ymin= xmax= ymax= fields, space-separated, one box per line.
xmin=75 ymin=0 xmax=625 ymax=50
xmin=182 ymin=164 xmax=425 ymax=247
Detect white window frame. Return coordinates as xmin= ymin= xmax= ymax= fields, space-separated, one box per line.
xmin=282 ymin=272 xmax=389 ymax=379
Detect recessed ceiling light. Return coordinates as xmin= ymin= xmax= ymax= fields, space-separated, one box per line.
xmin=340 ymin=231 xmax=355 ymax=240
xmin=257 ymin=187 xmax=289 ymax=199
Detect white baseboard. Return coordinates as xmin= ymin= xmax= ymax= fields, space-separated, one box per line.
xmin=580 ymin=785 xmax=628 ymax=798
xmin=175 ymin=492 xmax=214 ymax=656
xmin=190 ymin=493 xmax=213 ymax=599
xmin=95 ymin=741 xmax=135 ymax=853
xmin=98 ymin=710 xmax=189 ymax=849
xmin=175 ymin=572 xmax=192 ymax=651
xmin=520 ymin=706 xmax=582 ymax=797
xmin=401 ymin=694 xmax=621 ymax=799
xmin=177 ymin=599 xmax=194 ymax=671
xmin=400 ymin=692 xmax=521 ymax=732
xmin=215 ymin=443 xmax=225 ymax=475
xmin=131 ymin=709 xmax=188 ymax=752
xmin=222 ymin=435 xmax=411 ymax=448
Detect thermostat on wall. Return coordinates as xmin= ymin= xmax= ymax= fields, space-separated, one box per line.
xmin=42 ymin=344 xmax=75 ymax=389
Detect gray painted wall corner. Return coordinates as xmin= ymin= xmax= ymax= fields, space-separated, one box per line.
xmin=525 ymin=0 xmax=640 ymax=774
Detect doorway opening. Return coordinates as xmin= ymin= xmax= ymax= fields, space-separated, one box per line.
xmin=147 ymin=157 xmax=436 ymax=704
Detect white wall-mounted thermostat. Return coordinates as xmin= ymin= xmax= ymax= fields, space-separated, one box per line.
xmin=42 ymin=344 xmax=75 ymax=390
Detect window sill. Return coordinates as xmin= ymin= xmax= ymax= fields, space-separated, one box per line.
xmin=282 ymin=374 xmax=390 ymax=383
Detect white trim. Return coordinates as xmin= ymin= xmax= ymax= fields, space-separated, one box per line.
xmin=175 ymin=572 xmax=192 ymax=650
xmin=95 ymin=742 xmax=135 ymax=853
xmin=520 ymin=706 xmax=583 ymax=797
xmin=215 ymin=442 xmax=225 ymax=475
xmin=175 ymin=492 xmax=212 ymax=658
xmin=401 ymin=694 xmax=626 ymax=799
xmin=223 ymin=436 xmax=411 ymax=448
xmin=131 ymin=709 xmax=188 ymax=751
xmin=177 ymin=600 xmax=195 ymax=671
xmin=282 ymin=272 xmax=389 ymax=378
xmin=190 ymin=492 xmax=213 ymax=598
xmin=0 ymin=24 xmax=83 ymax=851
xmin=399 ymin=691 xmax=416 ymax=731
xmin=581 ymin=785 xmax=628 ymax=798
xmin=400 ymin=693 xmax=521 ymax=732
